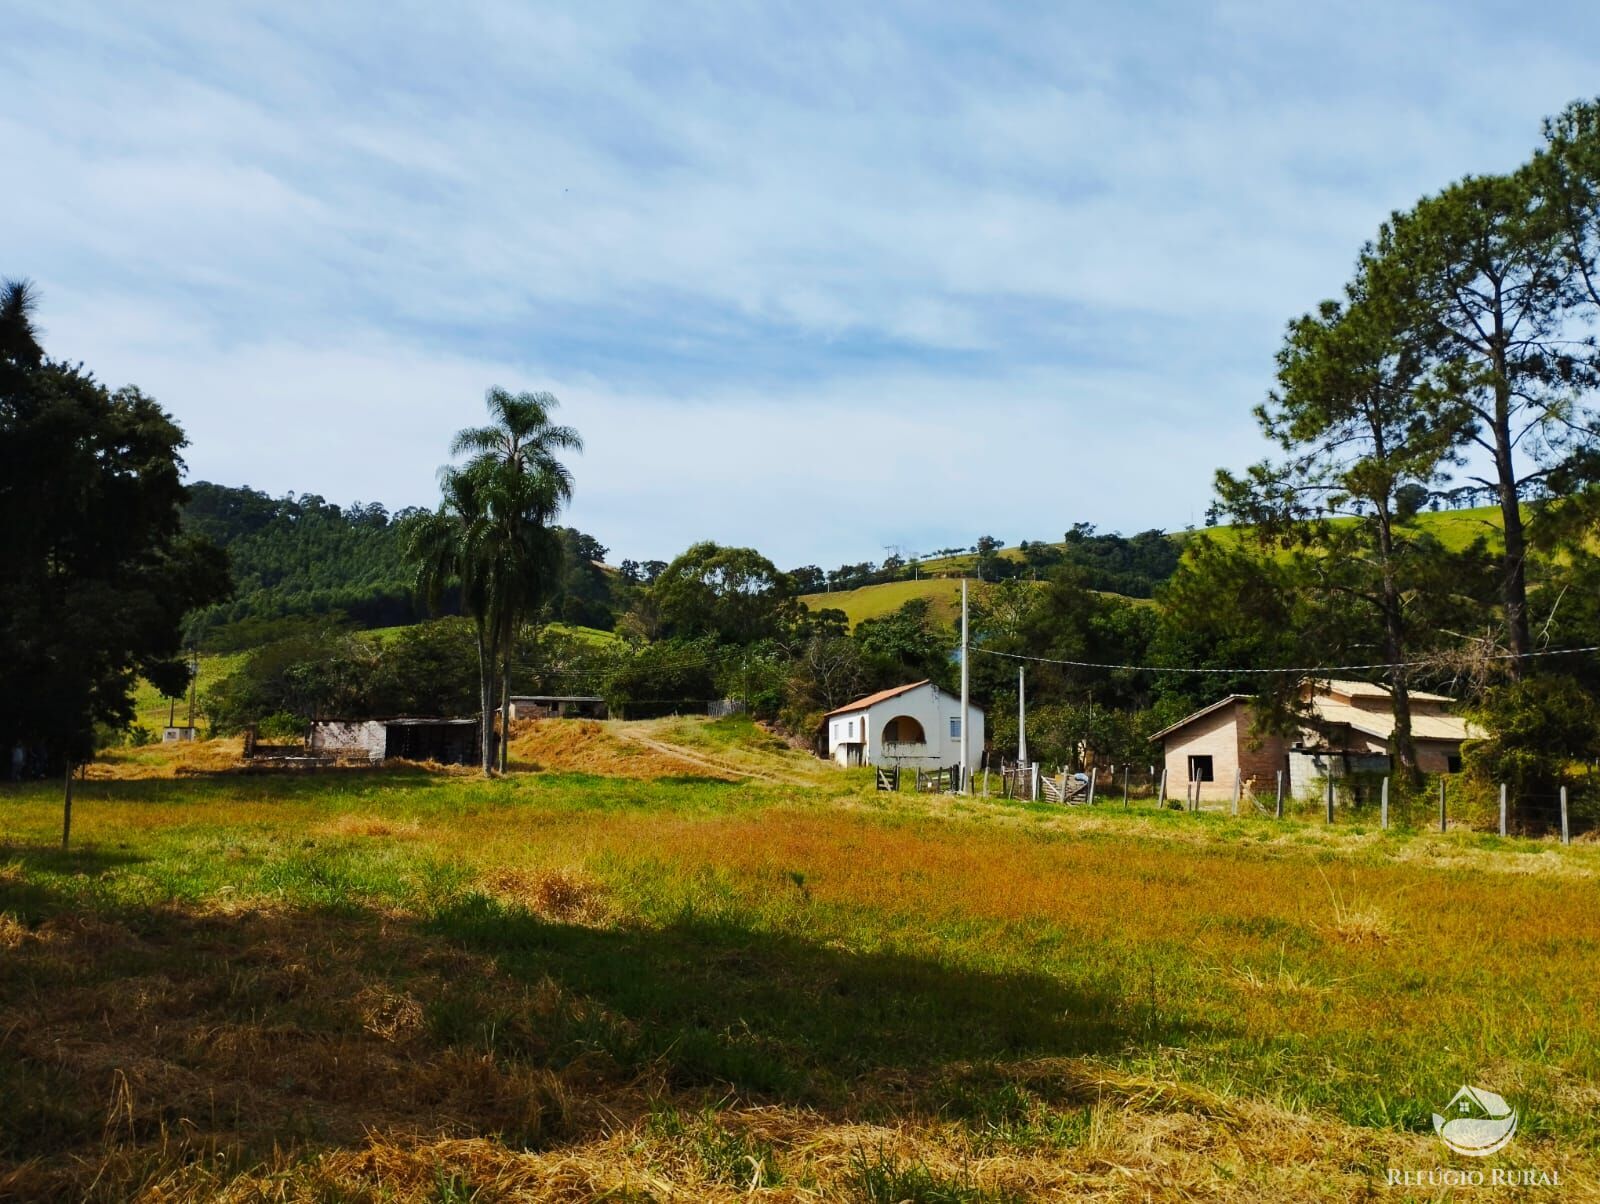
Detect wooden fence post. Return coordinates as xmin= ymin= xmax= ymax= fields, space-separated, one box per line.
xmin=1231 ymin=771 xmax=1241 ymax=817
xmin=1123 ymin=764 xmax=1130 ymax=809
xmin=1380 ymin=776 xmax=1389 ymax=830
xmin=1499 ymin=783 xmax=1507 ymax=837
xmin=1087 ymin=768 xmax=1097 ymax=807
xmin=1275 ymin=769 xmax=1284 ymax=819
xmin=1031 ymin=762 xmax=1040 ymax=803
xmin=1438 ymin=778 xmax=1447 ymax=833
xmin=981 ymin=767 xmax=989 ymax=797
xmin=1561 ymin=785 xmax=1570 ymax=845
xmin=1325 ymin=773 xmax=1334 ymax=824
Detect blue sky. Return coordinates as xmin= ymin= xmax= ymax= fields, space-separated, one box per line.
xmin=5 ymin=2 xmax=1598 ymax=567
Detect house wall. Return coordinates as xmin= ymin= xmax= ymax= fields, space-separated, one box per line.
xmin=1415 ymin=740 xmax=1461 ymax=773
xmin=827 ymin=684 xmax=984 ymax=769
xmin=308 ymin=720 xmax=386 ymax=763
xmin=1288 ymin=750 xmax=1392 ymax=798
xmin=827 ymin=712 xmax=868 ymax=765
xmin=1160 ymin=701 xmax=1287 ymax=803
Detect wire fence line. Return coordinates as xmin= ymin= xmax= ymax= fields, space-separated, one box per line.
xmin=988 ymin=761 xmax=1593 ymax=843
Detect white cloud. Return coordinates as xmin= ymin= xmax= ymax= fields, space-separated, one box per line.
xmin=5 ymin=0 xmax=1599 ymax=567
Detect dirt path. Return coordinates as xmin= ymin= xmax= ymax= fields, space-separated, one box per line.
xmin=611 ymin=728 xmax=800 ymax=785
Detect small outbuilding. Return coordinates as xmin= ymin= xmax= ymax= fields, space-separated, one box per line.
xmin=824 ymin=680 xmax=984 ymax=769
xmin=1150 ymin=679 xmax=1481 ymax=803
xmin=308 ymin=717 xmax=481 ymax=766
xmin=502 ymin=695 xmax=608 ymax=721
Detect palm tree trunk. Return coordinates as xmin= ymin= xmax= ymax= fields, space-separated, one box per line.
xmin=499 ymin=613 xmax=513 ymax=774
xmin=475 ymin=618 xmax=494 ymax=776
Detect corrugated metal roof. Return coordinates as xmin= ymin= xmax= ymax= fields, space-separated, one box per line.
xmin=1150 ymin=684 xmax=1480 ymax=746
xmin=1309 ymin=699 xmax=1482 ymax=742
xmin=1317 ymin=678 xmax=1455 ymax=703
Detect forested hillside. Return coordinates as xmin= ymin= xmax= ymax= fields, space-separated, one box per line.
xmin=182 ymin=483 xmax=621 ymax=648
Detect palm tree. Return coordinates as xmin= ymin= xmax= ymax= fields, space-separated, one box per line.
xmin=409 ymin=388 xmax=582 ymax=775
xmin=453 ymin=389 xmax=582 ymax=772
xmin=406 ymin=468 xmax=498 ymax=773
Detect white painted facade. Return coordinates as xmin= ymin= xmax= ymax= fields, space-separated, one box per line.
xmin=308 ymin=720 xmax=387 ymax=763
xmin=825 ymin=681 xmax=984 ymax=769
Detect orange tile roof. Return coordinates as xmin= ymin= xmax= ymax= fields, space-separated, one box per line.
xmin=826 ymin=680 xmax=932 ymax=716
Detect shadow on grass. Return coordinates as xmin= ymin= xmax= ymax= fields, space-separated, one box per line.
xmin=0 ymin=844 xmax=148 ymax=876
xmin=427 ymin=894 xmax=1186 ymax=1104
xmin=0 ymin=871 xmax=1212 ymax=1199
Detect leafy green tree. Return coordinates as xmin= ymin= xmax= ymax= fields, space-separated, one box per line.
xmin=853 ymin=598 xmax=953 ymax=688
xmin=650 ymin=543 xmax=795 ymax=644
xmin=1214 ymin=278 xmax=1482 ymax=783
xmin=1149 ymin=540 xmax=1333 ymax=731
xmin=0 ymin=280 xmax=230 ymax=840
xmin=205 ymin=629 xmax=377 ymax=732
xmin=602 ymin=636 xmax=721 ymax=715
xmin=1463 ymin=676 xmax=1600 ymax=813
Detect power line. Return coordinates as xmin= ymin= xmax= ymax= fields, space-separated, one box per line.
xmin=970 ymin=644 xmax=1600 ymax=676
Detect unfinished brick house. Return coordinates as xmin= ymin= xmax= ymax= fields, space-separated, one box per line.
xmin=1149 ymin=679 xmax=1480 ymax=803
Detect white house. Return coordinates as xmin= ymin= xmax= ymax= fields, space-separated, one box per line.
xmin=825 ymin=680 xmax=984 ymax=769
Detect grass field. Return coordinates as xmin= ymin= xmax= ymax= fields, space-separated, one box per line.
xmin=800 ymin=578 xmax=969 ymax=626
xmin=4 ymin=722 xmax=1599 ymax=1200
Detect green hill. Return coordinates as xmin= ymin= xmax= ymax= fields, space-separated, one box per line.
xmin=805 ymin=506 xmax=1508 ymax=627
xmin=803 ymin=577 xmax=969 ymax=626
xmin=182 ymin=482 xmax=624 ymax=648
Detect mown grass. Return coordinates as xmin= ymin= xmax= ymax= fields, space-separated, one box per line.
xmin=800 ymin=577 xmax=969 ymax=626
xmin=2 ymin=746 xmax=1599 ymax=1199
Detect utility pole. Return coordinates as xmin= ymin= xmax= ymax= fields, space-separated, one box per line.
xmin=1017 ymin=666 xmax=1027 ymax=767
xmin=959 ymin=578 xmax=970 ymax=794
xmin=186 ymin=647 xmax=198 ymax=733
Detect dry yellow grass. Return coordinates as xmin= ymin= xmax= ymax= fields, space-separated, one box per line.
xmin=480 ymin=866 xmax=611 ymax=925
xmin=507 ymin=718 xmax=736 ymax=779
xmin=5 ymin=741 xmax=1600 ymax=1200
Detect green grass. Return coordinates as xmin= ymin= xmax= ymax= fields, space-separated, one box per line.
xmin=1193 ymin=504 xmax=1509 ymax=556
xmin=801 ymin=577 xmax=969 ymax=625
xmin=3 ymin=757 xmax=1599 ymax=1198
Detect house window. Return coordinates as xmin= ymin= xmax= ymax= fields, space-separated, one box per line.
xmin=847 ymin=719 xmax=855 ymax=739
xmin=1447 ymin=755 xmax=1462 ymax=773
xmin=1188 ymin=754 xmax=1214 ymax=782
xmin=950 ymin=717 xmax=961 ymax=739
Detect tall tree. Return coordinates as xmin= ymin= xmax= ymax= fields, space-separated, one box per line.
xmin=1214 ymin=283 xmax=1479 ymax=783
xmin=409 ymin=388 xmax=580 ymax=775
xmin=1541 ymin=98 xmax=1600 ymax=312
xmin=406 ymin=468 xmax=498 ymax=773
xmin=650 ymin=543 xmax=795 ymax=645
xmin=0 ymin=280 xmax=230 ymax=839
xmin=1370 ymin=165 xmax=1598 ymax=672
xmin=450 ymin=388 xmax=580 ymax=772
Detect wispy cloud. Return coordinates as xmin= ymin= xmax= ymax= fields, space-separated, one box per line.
xmin=5 ymin=1 xmax=1597 ymax=564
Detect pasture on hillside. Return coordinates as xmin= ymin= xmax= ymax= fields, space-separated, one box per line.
xmin=3 ymin=718 xmax=1598 ymax=1201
